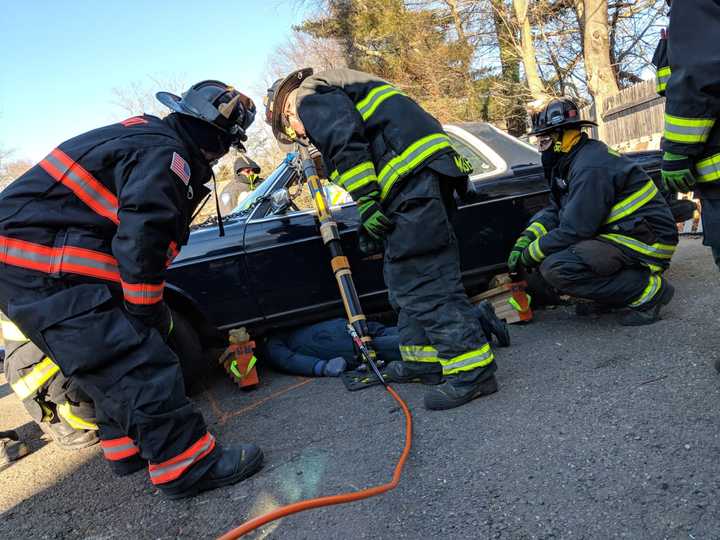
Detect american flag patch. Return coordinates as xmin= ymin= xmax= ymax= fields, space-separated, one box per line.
xmin=170 ymin=152 xmax=191 ymax=185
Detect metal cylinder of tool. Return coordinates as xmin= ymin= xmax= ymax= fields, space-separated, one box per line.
xmin=297 ymin=146 xmax=377 ymax=360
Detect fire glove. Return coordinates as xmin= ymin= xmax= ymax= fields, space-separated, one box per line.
xmin=125 ymin=300 xmax=174 ymax=341
xmin=358 ymin=227 xmax=384 ymax=256
xmin=520 ymin=245 xmax=541 ymax=269
xmin=661 ymin=152 xmax=697 ymax=193
xmin=507 ymin=235 xmax=532 ymax=274
xmin=357 ymin=196 xmax=393 ymax=241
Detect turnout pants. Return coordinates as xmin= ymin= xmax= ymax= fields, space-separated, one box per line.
xmin=539 ymin=239 xmax=665 ymax=307
xmin=0 ymin=264 xmax=218 ymax=489
xmin=700 ymin=197 xmax=720 ymax=271
xmin=2 ymin=322 xmax=97 ymax=431
xmin=383 ymin=168 xmax=495 ymax=380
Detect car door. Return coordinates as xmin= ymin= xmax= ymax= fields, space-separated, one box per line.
xmin=444 ymin=125 xmax=548 ymax=286
xmin=242 ymin=165 xmax=387 ymax=329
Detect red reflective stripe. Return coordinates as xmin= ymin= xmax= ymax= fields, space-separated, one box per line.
xmin=39 ymin=148 xmax=119 ymax=225
xmin=0 ymin=235 xmax=121 ymax=282
xmin=100 ymin=436 xmax=140 ymax=461
xmin=149 ymin=432 xmax=216 ymax=485
xmin=121 ymin=280 xmax=164 ymax=305
xmin=120 ymin=116 xmax=148 ymax=127
xmin=165 ymin=241 xmax=179 ymax=268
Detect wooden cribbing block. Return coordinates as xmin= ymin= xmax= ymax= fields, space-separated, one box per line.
xmin=469 ymin=277 xmax=533 ymax=324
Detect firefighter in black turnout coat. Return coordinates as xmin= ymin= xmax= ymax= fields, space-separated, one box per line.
xmin=509 ymin=98 xmax=678 ymax=325
xmin=265 ymin=68 xmax=497 ymax=410
xmin=0 ymin=81 xmax=263 ymax=498
xmin=653 ymin=0 xmax=720 ymax=269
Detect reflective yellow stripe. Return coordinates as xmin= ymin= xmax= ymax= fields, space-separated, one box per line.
xmin=647 ymin=263 xmax=664 ymax=274
xmin=356 ymin=84 xmax=404 ymax=121
xmin=528 ymin=238 xmax=545 ymax=262
xmin=630 ymin=274 xmax=662 ymax=307
xmin=1 ymin=320 xmax=28 ymax=342
xmin=10 ymin=357 xmax=60 ymax=400
xmin=335 ymin=161 xmax=378 ymax=193
xmin=378 ymin=133 xmax=452 ymax=200
xmin=58 ymin=402 xmax=98 ymax=431
xmin=697 ymin=153 xmax=720 ymax=183
xmin=599 ymin=233 xmax=676 ymax=260
xmin=526 ymin=222 xmax=547 ymax=239
xmin=439 ymin=343 xmax=494 ymax=375
xmin=400 ymin=344 xmax=438 ymax=363
xmin=656 ymin=66 xmax=671 ymax=93
xmin=664 ymin=114 xmax=715 ymax=144
xmin=604 ymin=180 xmax=659 ymax=225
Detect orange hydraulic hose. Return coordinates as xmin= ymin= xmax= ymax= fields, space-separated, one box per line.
xmin=217 ymin=385 xmax=412 ymax=539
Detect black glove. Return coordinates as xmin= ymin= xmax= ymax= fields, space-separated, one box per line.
xmin=125 ymin=301 xmax=173 ymax=341
xmin=357 ymin=196 xmax=394 ymax=241
xmin=358 ymin=227 xmax=384 ymax=256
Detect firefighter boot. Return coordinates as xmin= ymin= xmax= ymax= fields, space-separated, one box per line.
xmin=40 ymin=421 xmax=99 ymax=451
xmin=0 ymin=431 xmax=30 ymax=466
xmin=620 ymin=280 xmax=675 ymax=326
xmin=162 ymin=443 xmax=264 ymax=500
xmin=108 ymin=454 xmax=146 ymax=477
xmin=424 ymin=372 xmax=498 ymax=411
xmin=382 ymin=361 xmax=443 ymax=385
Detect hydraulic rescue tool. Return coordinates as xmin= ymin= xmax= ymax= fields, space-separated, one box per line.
xmin=218 ymin=143 xmax=410 ymax=540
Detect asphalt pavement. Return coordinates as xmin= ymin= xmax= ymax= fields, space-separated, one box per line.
xmin=1 ymin=237 xmax=719 ymax=540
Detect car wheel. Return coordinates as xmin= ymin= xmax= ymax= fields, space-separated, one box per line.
xmin=169 ymin=310 xmax=205 ymax=396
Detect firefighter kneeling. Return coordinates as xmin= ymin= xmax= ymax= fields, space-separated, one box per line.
xmin=0 ymin=81 xmax=263 ymax=498
xmin=509 ymin=98 xmax=678 ymax=325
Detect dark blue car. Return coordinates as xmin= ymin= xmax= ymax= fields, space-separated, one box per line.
xmin=163 ymin=123 xmax=669 ymax=372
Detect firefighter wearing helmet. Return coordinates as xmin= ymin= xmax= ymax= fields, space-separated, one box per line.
xmin=508 ymin=97 xmax=678 ymax=325
xmin=265 ymin=68 xmax=497 ymax=411
xmin=0 ymin=80 xmax=263 ymax=498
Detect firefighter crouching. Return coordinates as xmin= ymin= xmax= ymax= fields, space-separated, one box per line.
xmin=265 ymin=68 xmax=497 ymax=410
xmin=653 ymin=0 xmax=720 ymax=269
xmin=509 ymin=98 xmax=678 ymax=325
xmin=2 ymin=313 xmax=98 ymax=449
xmin=0 ymin=81 xmax=263 ymax=499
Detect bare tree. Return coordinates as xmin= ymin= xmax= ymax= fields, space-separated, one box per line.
xmin=111 ymin=75 xmax=188 ymax=118
xmin=513 ymin=0 xmax=548 ymax=101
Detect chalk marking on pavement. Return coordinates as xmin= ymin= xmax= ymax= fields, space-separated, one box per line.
xmin=204 ymin=378 xmax=314 ymax=426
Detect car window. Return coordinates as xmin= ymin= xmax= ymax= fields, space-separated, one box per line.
xmin=447 ymin=133 xmax=497 ymax=175
xmin=287 ymin=179 xmax=353 ymax=213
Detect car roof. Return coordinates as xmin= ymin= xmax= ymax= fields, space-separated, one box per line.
xmin=452 ymin=122 xmax=540 ymax=169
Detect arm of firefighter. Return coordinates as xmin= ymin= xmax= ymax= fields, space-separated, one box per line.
xmin=526 ymin=203 xmax=560 ymax=239
xmin=112 ymin=145 xmax=185 ymax=321
xmin=528 ymin=169 xmax=615 ymax=263
xmin=265 ymin=335 xmax=324 ymax=377
xmin=297 ymin=86 xmax=381 ymax=201
xmin=663 ymin=0 xmax=720 ymax=157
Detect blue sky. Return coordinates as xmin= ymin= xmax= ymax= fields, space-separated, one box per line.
xmin=1 ymin=1 xmax=310 ymax=161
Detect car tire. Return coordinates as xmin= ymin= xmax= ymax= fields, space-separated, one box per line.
xmin=169 ymin=310 xmax=205 ymax=396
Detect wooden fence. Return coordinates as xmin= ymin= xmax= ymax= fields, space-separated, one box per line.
xmin=580 ymin=79 xmax=665 ymax=151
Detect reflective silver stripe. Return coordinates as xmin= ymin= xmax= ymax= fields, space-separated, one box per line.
xmin=43 ymin=152 xmax=119 ymax=222
xmin=61 ymin=251 xmax=119 ymax=276
xmin=604 ymin=180 xmax=658 ymax=225
xmin=664 ymin=115 xmax=715 ymax=144
xmin=630 ymin=274 xmax=662 ymax=307
xmin=102 ymin=442 xmax=137 ymax=458
xmin=356 ymin=84 xmax=403 ymax=121
xmin=697 ymin=153 xmax=720 ymax=183
xmin=10 ymin=358 xmax=60 ymax=400
xmin=378 ymin=134 xmax=452 ymax=199
xmin=599 ymin=234 xmax=675 ymax=260
xmin=440 ymin=344 xmax=494 ymax=375
xmin=148 ymin=436 xmax=214 ymax=480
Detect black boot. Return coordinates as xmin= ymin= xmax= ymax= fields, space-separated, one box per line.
xmin=620 ymin=280 xmax=675 ymax=326
xmin=108 ymin=454 xmax=146 ymax=477
xmin=382 ymin=361 xmax=443 ymax=385
xmin=424 ymin=374 xmax=498 ymax=411
xmin=40 ymin=421 xmax=99 ymax=451
xmin=0 ymin=431 xmax=30 ymax=466
xmin=574 ymin=301 xmax=616 ymax=317
xmin=161 ymin=444 xmax=263 ymax=500
xmin=475 ymin=300 xmax=510 ymax=347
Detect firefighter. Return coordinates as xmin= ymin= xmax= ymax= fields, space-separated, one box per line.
xmin=0 ymin=80 xmax=263 ymax=498
xmin=509 ymin=98 xmax=678 ymax=325
xmin=2 ymin=313 xmax=98 ymax=450
xmin=219 ymin=154 xmax=263 ymax=214
xmin=653 ymin=0 xmax=720 ymax=269
xmin=264 ymin=68 xmax=496 ymax=410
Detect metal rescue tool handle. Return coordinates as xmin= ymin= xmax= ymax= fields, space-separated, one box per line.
xmin=295 ymin=144 xmax=383 ymax=371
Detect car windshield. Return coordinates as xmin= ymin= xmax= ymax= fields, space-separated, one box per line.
xmin=231 ymin=166 xmax=283 ymax=214
xmin=457 ymin=123 xmax=540 ymax=168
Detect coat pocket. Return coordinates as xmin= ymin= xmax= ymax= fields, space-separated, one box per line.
xmin=386 ymin=196 xmax=451 ymax=261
